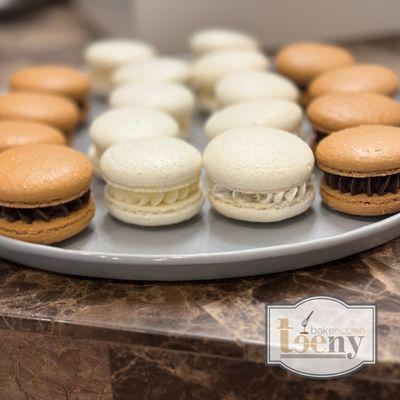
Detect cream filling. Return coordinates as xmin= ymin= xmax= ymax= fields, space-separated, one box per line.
xmin=208 ymin=178 xmax=313 ymax=209
xmin=107 ymin=182 xmax=200 ymax=207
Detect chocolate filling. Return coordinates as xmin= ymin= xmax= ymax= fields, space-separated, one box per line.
xmin=324 ymin=173 xmax=400 ymax=196
xmin=315 ymin=130 xmax=329 ymax=143
xmin=0 ymin=190 xmax=90 ymax=224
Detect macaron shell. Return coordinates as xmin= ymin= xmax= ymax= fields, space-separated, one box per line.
xmin=320 ymin=181 xmax=400 ymax=216
xmin=0 ymin=92 xmax=80 ymax=134
xmin=0 ymin=144 xmax=93 ymax=208
xmin=309 ymin=64 xmax=399 ymax=99
xmin=0 ymin=120 xmax=66 ymax=151
xmin=276 ymin=42 xmax=354 ymax=86
xmin=307 ymin=92 xmax=400 ymax=134
xmin=316 ymin=125 xmax=400 ymax=176
xmin=0 ymin=196 xmax=95 ymax=244
xmin=10 ymin=65 xmax=90 ymax=101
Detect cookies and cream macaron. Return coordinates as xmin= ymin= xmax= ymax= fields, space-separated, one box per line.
xmin=189 ymin=28 xmax=259 ymax=57
xmin=88 ymin=107 xmax=179 ymax=175
xmin=112 ymin=57 xmax=190 ymax=87
xmin=110 ymin=82 xmax=195 ymax=138
xmin=0 ymin=144 xmax=94 ymax=244
xmin=203 ymin=127 xmax=315 ymax=222
xmin=0 ymin=92 xmax=80 ymax=139
xmin=276 ymin=42 xmax=354 ymax=104
xmin=9 ymin=65 xmax=90 ymax=121
xmin=215 ymin=71 xmax=299 ymax=108
xmin=316 ymin=125 xmax=400 ymax=216
xmin=84 ymin=39 xmax=155 ymax=95
xmin=204 ymin=99 xmax=303 ymax=141
xmin=0 ymin=120 xmax=66 ymax=152
xmin=307 ymin=92 xmax=400 ymax=142
xmin=190 ymin=49 xmax=269 ymax=112
xmin=309 ymin=64 xmax=399 ymax=100
xmin=101 ymin=137 xmax=204 ymax=226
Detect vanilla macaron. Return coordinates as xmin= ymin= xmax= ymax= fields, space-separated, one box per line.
xmin=88 ymin=107 xmax=179 ymax=176
xmin=101 ymin=137 xmax=204 ymax=226
xmin=189 ymin=28 xmax=259 ymax=57
xmin=112 ymin=57 xmax=190 ymax=87
xmin=84 ymin=39 xmax=155 ymax=95
xmin=190 ymin=49 xmax=269 ymax=112
xmin=204 ymin=99 xmax=303 ymax=141
xmin=110 ymin=82 xmax=195 ymax=138
xmin=215 ymin=71 xmax=299 ymax=108
xmin=203 ymin=127 xmax=315 ymax=222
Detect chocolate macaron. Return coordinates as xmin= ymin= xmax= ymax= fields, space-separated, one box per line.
xmin=316 ymin=125 xmax=400 ymax=216
xmin=307 ymin=92 xmax=400 ymax=142
xmin=0 ymin=92 xmax=80 ymax=139
xmin=0 ymin=144 xmax=94 ymax=244
xmin=0 ymin=120 xmax=66 ymax=152
xmin=9 ymin=65 xmax=90 ymax=121
xmin=309 ymin=64 xmax=399 ymax=100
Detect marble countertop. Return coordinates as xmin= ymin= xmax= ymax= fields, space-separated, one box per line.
xmin=1 ymin=3 xmax=400 ymax=398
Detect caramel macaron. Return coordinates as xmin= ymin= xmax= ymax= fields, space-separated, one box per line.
xmin=9 ymin=65 xmax=90 ymax=121
xmin=0 ymin=144 xmax=94 ymax=244
xmin=307 ymin=92 xmax=400 ymax=142
xmin=309 ymin=64 xmax=399 ymax=100
xmin=0 ymin=92 xmax=80 ymax=138
xmin=0 ymin=120 xmax=66 ymax=152
xmin=316 ymin=125 xmax=400 ymax=216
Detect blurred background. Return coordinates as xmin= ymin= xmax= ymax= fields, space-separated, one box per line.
xmin=1 ymin=0 xmax=400 ymax=82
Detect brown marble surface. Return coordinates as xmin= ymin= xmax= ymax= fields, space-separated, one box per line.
xmin=1 ymin=2 xmax=400 ymax=399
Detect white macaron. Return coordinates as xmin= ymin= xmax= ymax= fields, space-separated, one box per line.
xmin=101 ymin=137 xmax=204 ymax=226
xmin=84 ymin=39 xmax=155 ymax=96
xmin=203 ymin=127 xmax=315 ymax=222
xmin=112 ymin=57 xmax=190 ymax=87
xmin=190 ymin=49 xmax=270 ymax=112
xmin=88 ymin=107 xmax=179 ymax=176
xmin=189 ymin=28 xmax=259 ymax=56
xmin=215 ymin=71 xmax=299 ymax=108
xmin=110 ymin=82 xmax=195 ymax=138
xmin=204 ymin=99 xmax=303 ymax=141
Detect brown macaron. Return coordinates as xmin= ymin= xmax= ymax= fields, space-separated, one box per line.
xmin=307 ymin=92 xmax=400 ymax=142
xmin=0 ymin=120 xmax=66 ymax=152
xmin=0 ymin=144 xmax=94 ymax=244
xmin=0 ymin=92 xmax=80 ymax=138
xmin=275 ymin=42 xmax=355 ymax=88
xmin=309 ymin=64 xmax=399 ymax=100
xmin=10 ymin=65 xmax=90 ymax=121
xmin=316 ymin=125 xmax=400 ymax=216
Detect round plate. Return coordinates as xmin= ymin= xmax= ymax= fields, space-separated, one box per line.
xmin=0 ymin=99 xmax=399 ymax=281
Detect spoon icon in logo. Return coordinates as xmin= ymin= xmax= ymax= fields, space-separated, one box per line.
xmin=300 ymin=311 xmax=314 ymax=334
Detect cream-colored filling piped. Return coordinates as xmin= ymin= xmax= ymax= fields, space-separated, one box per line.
xmin=208 ymin=178 xmax=313 ymax=207
xmin=108 ymin=182 xmax=199 ymax=207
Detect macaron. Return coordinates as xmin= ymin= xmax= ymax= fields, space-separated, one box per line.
xmin=215 ymin=71 xmax=299 ymax=108
xmin=307 ymin=92 xmax=400 ymax=142
xmin=204 ymin=99 xmax=303 ymax=141
xmin=84 ymin=39 xmax=155 ymax=95
xmin=110 ymin=82 xmax=195 ymax=138
xmin=0 ymin=144 xmax=94 ymax=244
xmin=0 ymin=120 xmax=66 ymax=152
xmin=203 ymin=127 xmax=315 ymax=222
xmin=101 ymin=137 xmax=204 ymax=226
xmin=316 ymin=125 xmax=400 ymax=216
xmin=9 ymin=65 xmax=90 ymax=121
xmin=0 ymin=92 xmax=80 ymax=139
xmin=112 ymin=57 xmax=190 ymax=87
xmin=190 ymin=49 xmax=270 ymax=112
xmin=88 ymin=107 xmax=179 ymax=176
xmin=309 ymin=64 xmax=399 ymax=100
xmin=189 ymin=28 xmax=259 ymax=56
xmin=276 ymin=42 xmax=354 ymax=104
